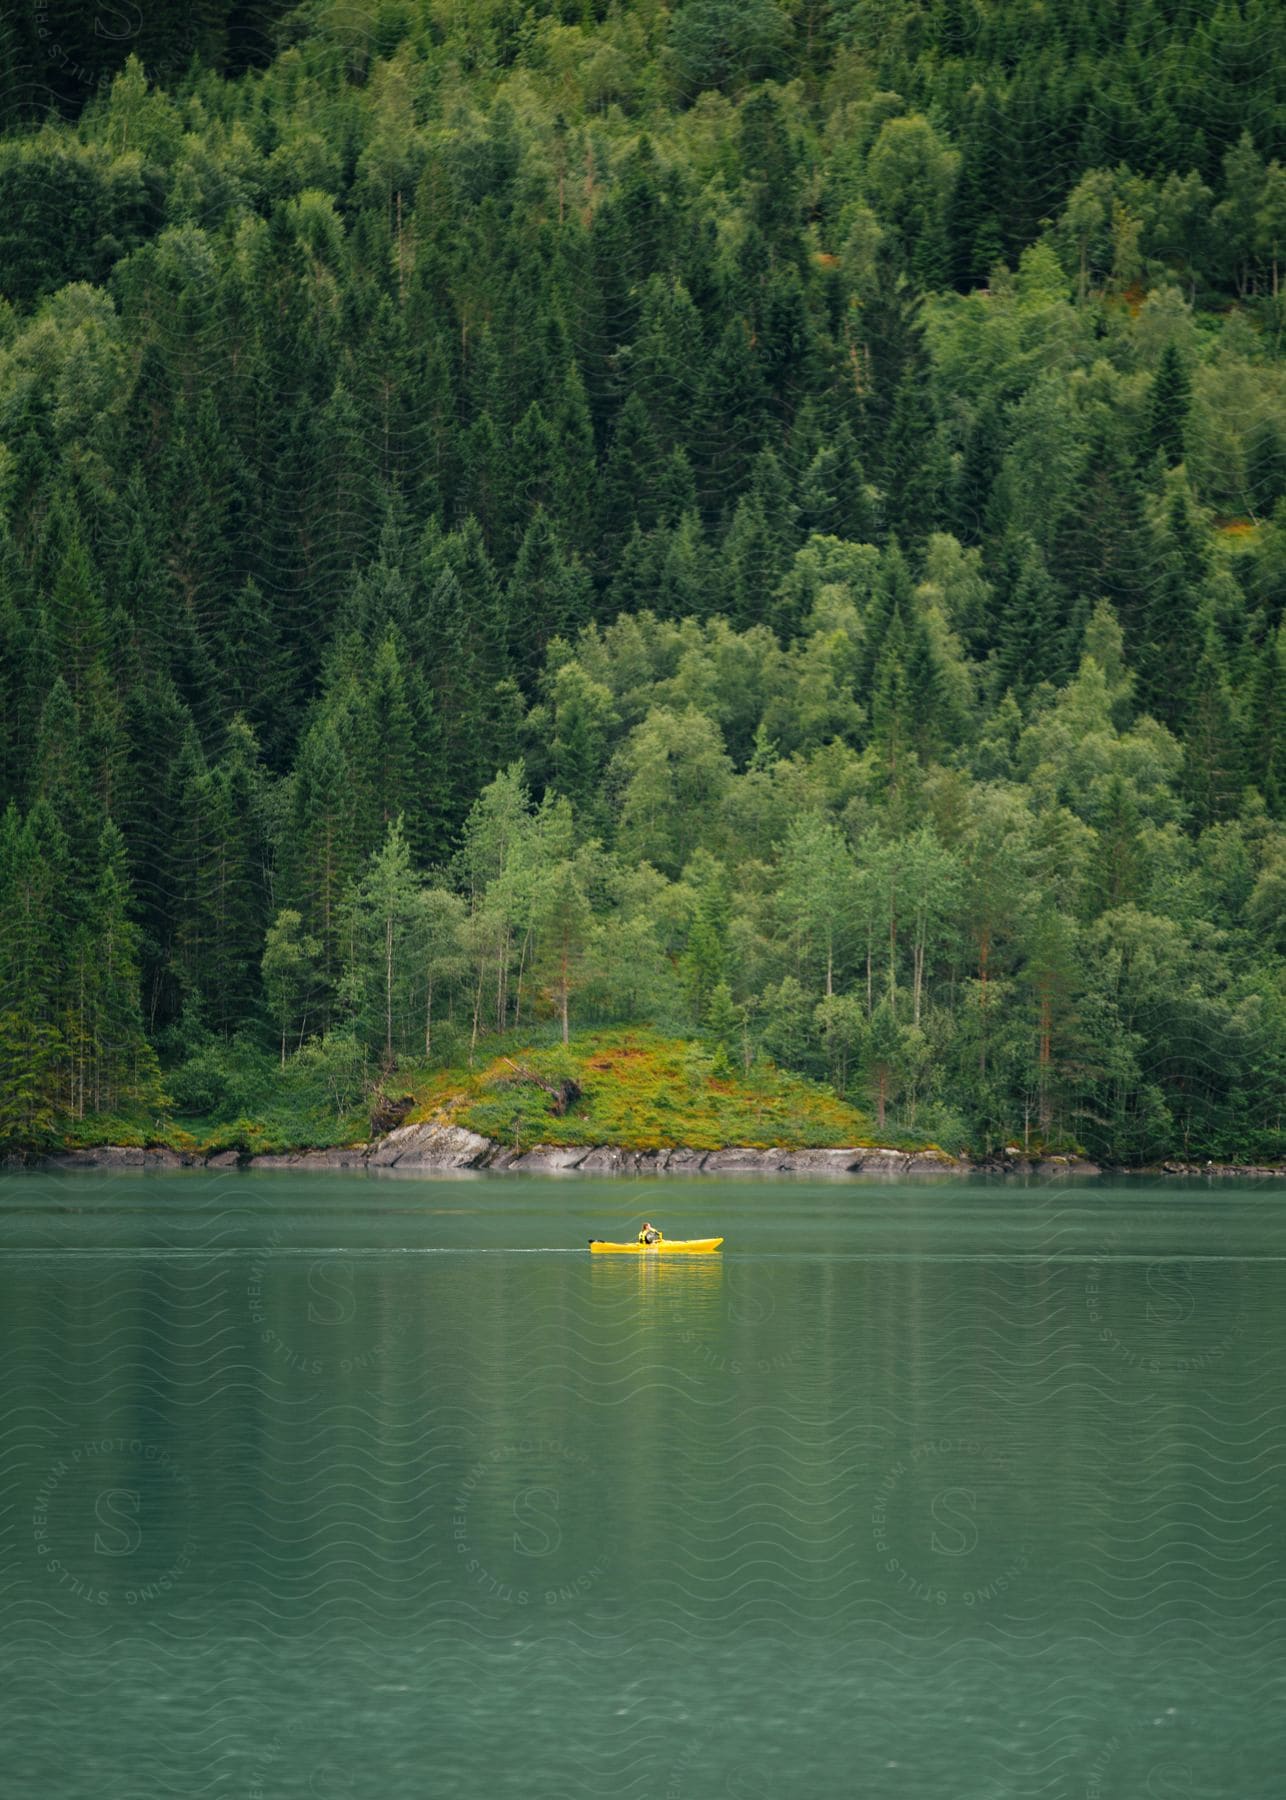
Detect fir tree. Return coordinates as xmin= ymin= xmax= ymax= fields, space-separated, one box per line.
xmin=881 ymin=368 xmax=946 ymax=543
xmin=1244 ymin=618 xmax=1285 ymax=811
xmin=1146 ymin=342 xmax=1192 ymax=467
xmin=1183 ymin=614 xmax=1246 ymax=828
xmin=508 ymin=510 xmax=592 ymax=688
xmin=991 ymin=534 xmax=1063 ymax=703
xmin=595 ymin=392 xmax=661 ymax=573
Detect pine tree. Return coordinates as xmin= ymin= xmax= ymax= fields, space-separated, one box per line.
xmin=903 ymin=601 xmax=951 ymax=763
xmin=1054 ymin=419 xmax=1154 ymax=672
xmin=1142 ymin=486 xmax=1207 ymax=720
xmin=657 ymin=512 xmax=714 ymax=620
xmin=548 ymin=663 xmax=615 ymax=832
xmin=0 ymin=544 xmax=26 ymax=812
xmin=703 ymin=979 xmax=744 ymax=1072
xmin=458 ymin=406 xmax=510 ymax=558
xmin=287 ymin=707 xmax=358 ymax=995
xmin=595 ymin=392 xmax=661 ymax=573
xmin=164 ymin=389 xmax=244 ymax=664
xmin=508 ymin=510 xmax=592 ymax=687
xmin=738 ymin=87 xmax=802 ymax=257
xmin=351 ymin=629 xmax=419 ymax=853
xmin=796 ymin=420 xmax=874 ymax=544
xmin=1243 ymin=617 xmax=1284 ymax=811
xmin=1089 ymin=776 xmax=1145 ymax=913
xmin=695 ymin=316 xmax=768 ymax=512
xmin=870 ymin=606 xmax=917 ymax=808
xmin=858 ymin=539 xmax=916 ymax=690
xmin=0 ymin=1005 xmax=61 ymax=1148
xmin=547 ymin=352 xmax=594 ymax=543
xmin=721 ymin=493 xmax=777 ymax=629
xmin=31 ymin=677 xmax=98 ymax=874
xmin=198 ymin=718 xmax=271 ymax=1036
xmin=0 ymin=804 xmax=59 ymax=1037
xmin=955 ymin=399 xmax=1005 ymax=545
xmin=110 ymin=668 xmax=192 ymax=1036
xmin=313 ymin=377 xmax=384 ymax=616
xmin=111 ymin=473 xmax=175 ymax=679
xmin=1183 ymin=614 xmax=1245 ymax=828
xmin=51 ymin=527 xmax=108 ymax=707
xmin=406 ymin=519 xmax=521 ymax=824
xmin=508 ymin=401 xmax=559 ymax=559
xmin=682 ymin=859 xmax=731 ymax=1024
xmin=605 ymin=522 xmax=662 ymax=620
xmin=881 ymin=367 xmax=946 ymax=543
xmin=656 ymin=446 xmax=699 ymax=528
xmin=749 ymin=445 xmax=799 ymax=563
xmin=950 ymin=87 xmax=1008 ymax=287
xmin=119 ymin=341 xmax=175 ymax=483
xmin=88 ymin=819 xmax=163 ymax=1114
xmin=991 ymin=533 xmax=1063 ymax=703
xmin=222 ymin=577 xmax=290 ymax=766
xmin=627 ymin=279 xmax=704 ymax=459
xmin=1146 ymin=342 xmax=1192 ymax=466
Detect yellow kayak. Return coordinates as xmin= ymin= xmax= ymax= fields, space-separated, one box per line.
xmin=588 ymin=1237 xmax=724 ymax=1255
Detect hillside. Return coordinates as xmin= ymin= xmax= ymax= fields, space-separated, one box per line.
xmin=415 ymin=1031 xmax=898 ymax=1154
xmin=0 ymin=1 xmax=1283 ymax=1166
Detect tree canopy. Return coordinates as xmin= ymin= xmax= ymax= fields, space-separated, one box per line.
xmin=0 ymin=4 xmax=1282 ymax=1162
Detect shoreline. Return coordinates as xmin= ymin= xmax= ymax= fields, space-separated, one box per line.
xmin=19 ymin=1121 xmax=1286 ymax=1178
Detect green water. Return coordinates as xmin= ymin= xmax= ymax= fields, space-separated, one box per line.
xmin=3 ymin=1171 xmax=1285 ymax=1798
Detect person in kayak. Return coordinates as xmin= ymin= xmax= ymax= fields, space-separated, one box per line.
xmin=638 ymin=1222 xmax=663 ymax=1245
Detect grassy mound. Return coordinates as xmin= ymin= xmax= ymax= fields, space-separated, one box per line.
xmin=412 ymin=1029 xmax=896 ymax=1154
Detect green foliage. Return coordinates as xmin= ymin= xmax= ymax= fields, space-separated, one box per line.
xmin=453 ymin=1030 xmax=876 ymax=1154
xmin=668 ymin=2 xmax=792 ymax=104
xmin=262 ymin=909 xmax=321 ymax=1068
xmin=0 ymin=5 xmax=1283 ymax=1167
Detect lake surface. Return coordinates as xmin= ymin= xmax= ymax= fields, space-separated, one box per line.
xmin=3 ymin=1170 xmax=1285 ymax=1798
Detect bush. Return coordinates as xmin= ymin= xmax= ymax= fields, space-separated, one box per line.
xmin=168 ymin=1033 xmax=276 ymax=1119
xmin=288 ymin=1032 xmax=370 ymax=1120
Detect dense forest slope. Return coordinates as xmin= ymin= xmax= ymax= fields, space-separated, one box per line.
xmin=0 ymin=0 xmax=1283 ymax=1163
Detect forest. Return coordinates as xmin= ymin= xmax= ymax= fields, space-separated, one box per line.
xmin=0 ymin=0 xmax=1283 ymax=1163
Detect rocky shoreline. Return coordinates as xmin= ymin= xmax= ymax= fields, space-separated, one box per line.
xmin=24 ymin=1119 xmax=1286 ymax=1177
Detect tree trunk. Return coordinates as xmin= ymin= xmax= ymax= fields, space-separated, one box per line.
xmin=384 ymin=913 xmax=395 ymax=1067
xmin=513 ymin=927 xmax=530 ymax=1028
xmin=395 ymin=189 xmax=405 ymax=301
xmin=495 ymin=926 xmax=510 ymax=1032
xmin=470 ymin=961 xmax=484 ymax=1061
xmin=560 ymin=930 xmax=570 ymax=1046
xmin=888 ymin=890 xmax=897 ymax=1007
